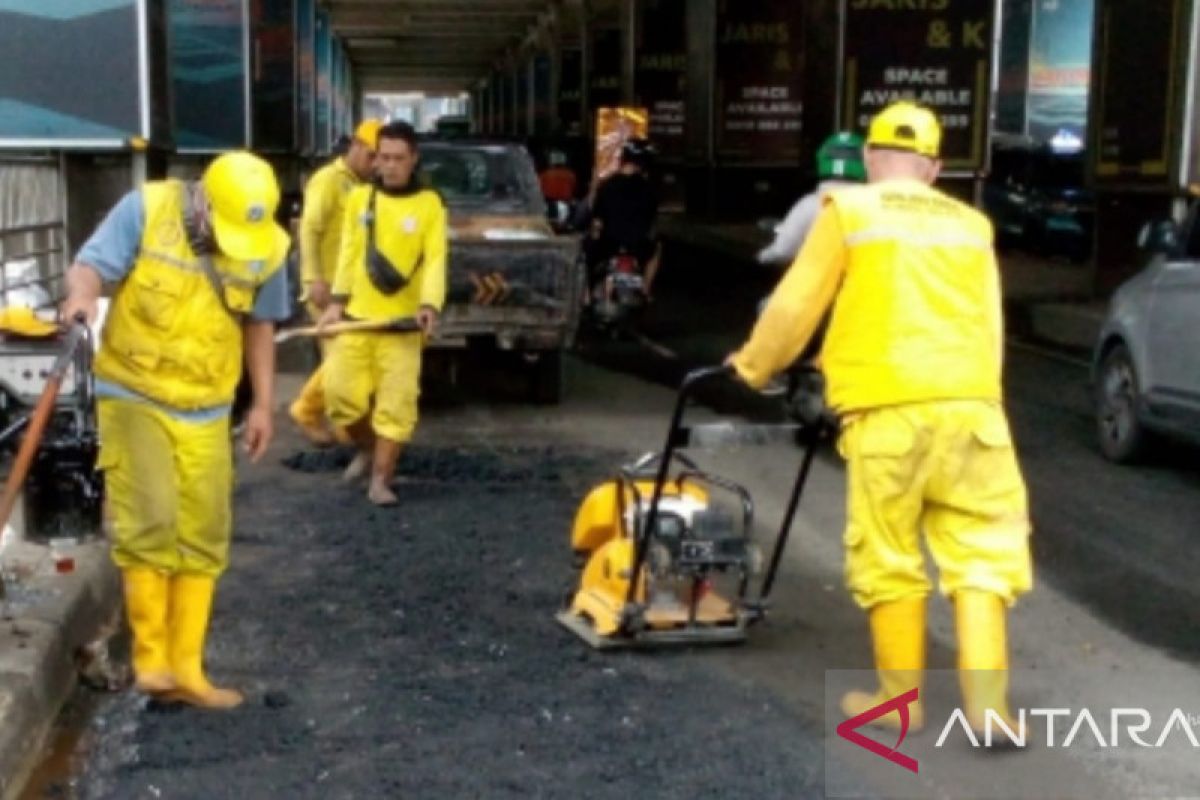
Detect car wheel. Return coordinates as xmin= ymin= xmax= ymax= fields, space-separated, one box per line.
xmin=1094 ymin=343 xmax=1148 ymax=463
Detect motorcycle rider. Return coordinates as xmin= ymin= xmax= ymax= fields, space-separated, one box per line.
xmin=758 ymin=132 xmax=867 ymax=266
xmin=586 ymin=138 xmax=661 ymax=299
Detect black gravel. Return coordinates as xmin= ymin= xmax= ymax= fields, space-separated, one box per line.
xmin=62 ymin=444 xmax=830 ymax=800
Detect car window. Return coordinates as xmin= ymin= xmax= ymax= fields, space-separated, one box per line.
xmin=419 ymin=150 xmax=496 ymax=199
xmin=417 ymin=145 xmax=544 ymax=216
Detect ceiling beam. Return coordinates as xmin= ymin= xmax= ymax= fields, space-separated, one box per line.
xmin=344 ymin=0 xmax=565 ymax=95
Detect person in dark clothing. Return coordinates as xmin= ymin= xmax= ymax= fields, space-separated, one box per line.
xmin=587 ymin=139 xmax=662 ymax=297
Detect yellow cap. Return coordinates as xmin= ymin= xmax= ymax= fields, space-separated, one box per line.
xmin=201 ymin=151 xmax=282 ymax=262
xmin=0 ymin=306 xmax=58 ymax=338
xmin=354 ymin=119 xmax=384 ymax=149
xmin=867 ymin=101 xmax=942 ymax=158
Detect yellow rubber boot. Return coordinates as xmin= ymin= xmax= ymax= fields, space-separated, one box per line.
xmin=121 ymin=568 xmax=175 ymax=695
xmin=956 ymin=589 xmax=1018 ymax=736
xmin=840 ymin=597 xmax=926 ymax=731
xmin=165 ymin=574 xmax=243 ymax=709
xmin=289 ymin=366 xmax=334 ymax=447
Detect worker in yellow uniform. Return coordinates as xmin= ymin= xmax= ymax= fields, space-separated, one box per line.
xmin=319 ymin=121 xmax=446 ymax=506
xmin=61 ymin=152 xmax=291 ymax=709
xmin=728 ymin=102 xmax=1032 ymax=737
xmin=288 ymin=119 xmax=383 ymax=445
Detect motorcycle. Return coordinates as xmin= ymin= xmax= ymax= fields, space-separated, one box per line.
xmin=585 ymin=249 xmax=649 ymax=335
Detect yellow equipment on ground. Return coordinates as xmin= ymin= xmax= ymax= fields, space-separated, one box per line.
xmin=557 ymin=365 xmax=834 ymax=649
xmin=0 ymin=306 xmax=58 ymax=338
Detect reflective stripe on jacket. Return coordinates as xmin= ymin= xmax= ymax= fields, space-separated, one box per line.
xmin=733 ymin=178 xmax=1003 ymax=412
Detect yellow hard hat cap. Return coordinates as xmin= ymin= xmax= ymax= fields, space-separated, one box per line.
xmin=0 ymin=306 xmax=58 ymax=337
xmin=354 ymin=119 xmax=384 ymax=149
xmin=201 ymin=151 xmax=282 ymax=262
xmin=867 ymin=101 xmax=942 ymax=158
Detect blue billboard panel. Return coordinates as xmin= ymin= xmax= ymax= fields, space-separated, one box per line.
xmin=315 ymin=8 xmax=332 ymax=153
xmin=171 ymin=0 xmax=248 ymax=150
xmin=1027 ymin=0 xmax=1094 ymax=145
xmin=295 ymin=0 xmax=314 ymax=154
xmin=252 ymin=0 xmax=295 ymax=152
xmin=0 ymin=0 xmax=141 ymax=143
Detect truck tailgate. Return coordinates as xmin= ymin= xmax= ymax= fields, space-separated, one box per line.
xmin=437 ymin=236 xmax=583 ymax=347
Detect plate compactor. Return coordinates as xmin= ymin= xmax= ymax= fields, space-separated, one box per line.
xmin=557 ymin=364 xmax=835 ymax=649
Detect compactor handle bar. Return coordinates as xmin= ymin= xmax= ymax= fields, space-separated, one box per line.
xmin=623 ymin=364 xmax=733 ymax=612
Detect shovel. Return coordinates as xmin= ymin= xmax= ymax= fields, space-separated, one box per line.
xmin=273 ymin=316 xmax=421 ymax=344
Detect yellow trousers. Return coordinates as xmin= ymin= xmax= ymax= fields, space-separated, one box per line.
xmin=290 ymin=304 xmax=331 ymax=428
xmin=838 ymin=400 xmax=1032 ymax=609
xmin=97 ymin=398 xmax=233 ymax=576
xmin=325 ymin=331 xmax=423 ymax=442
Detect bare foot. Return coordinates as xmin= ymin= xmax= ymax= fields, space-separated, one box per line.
xmin=343 ymin=451 xmax=371 ymax=482
xmin=288 ymin=403 xmax=335 ymax=447
xmin=368 ymin=481 xmax=399 ymax=506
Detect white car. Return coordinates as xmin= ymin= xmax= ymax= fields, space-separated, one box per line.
xmin=1092 ymin=199 xmax=1200 ymax=462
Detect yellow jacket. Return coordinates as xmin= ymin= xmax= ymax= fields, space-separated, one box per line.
xmin=95 ymin=180 xmax=289 ymax=409
xmin=300 ymin=157 xmax=362 ymax=288
xmin=732 ymin=178 xmax=1003 ymax=412
xmin=333 ymin=184 xmax=447 ymax=321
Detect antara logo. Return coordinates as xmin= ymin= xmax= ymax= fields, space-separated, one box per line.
xmin=835 ymin=688 xmax=920 ymax=774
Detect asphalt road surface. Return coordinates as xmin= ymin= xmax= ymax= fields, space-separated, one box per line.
xmin=22 ymin=242 xmax=1200 ymax=800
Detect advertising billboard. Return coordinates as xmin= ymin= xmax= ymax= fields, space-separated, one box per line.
xmin=590 ymin=28 xmax=622 ymax=110
xmin=593 ymin=106 xmax=649 ymax=182
xmin=252 ymin=0 xmax=296 ymax=152
xmin=1027 ymin=0 xmax=1094 ymax=145
xmin=314 ymin=7 xmax=331 ymax=154
xmin=1092 ymin=0 xmax=1189 ymax=184
xmin=842 ymin=0 xmax=995 ymax=173
xmin=533 ymin=54 xmax=553 ymax=135
xmin=558 ymin=49 xmax=583 ymax=134
xmin=635 ymin=0 xmax=687 ymax=159
xmin=172 ymin=0 xmax=249 ymax=151
xmin=995 ymin=0 xmax=1032 ymax=136
xmin=714 ymin=0 xmax=805 ymax=163
xmin=0 ymin=0 xmax=143 ymax=145
xmin=295 ymin=0 xmax=314 ymax=154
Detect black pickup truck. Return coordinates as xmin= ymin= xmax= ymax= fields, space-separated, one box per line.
xmin=417 ymin=140 xmax=583 ymax=402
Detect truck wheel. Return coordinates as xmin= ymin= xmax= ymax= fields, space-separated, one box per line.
xmin=527 ymin=351 xmax=564 ymax=405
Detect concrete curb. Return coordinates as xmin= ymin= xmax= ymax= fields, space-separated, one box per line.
xmin=0 ymin=540 xmax=120 ymax=800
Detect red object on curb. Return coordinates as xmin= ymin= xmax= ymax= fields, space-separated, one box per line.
xmin=55 ymin=555 xmax=75 ymax=574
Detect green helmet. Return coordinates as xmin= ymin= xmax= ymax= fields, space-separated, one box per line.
xmin=815 ymin=132 xmax=866 ymax=181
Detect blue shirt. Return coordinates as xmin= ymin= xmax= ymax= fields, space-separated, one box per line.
xmin=77 ymin=189 xmax=291 ymax=421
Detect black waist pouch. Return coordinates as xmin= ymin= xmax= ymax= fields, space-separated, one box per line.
xmin=365 ymin=187 xmax=422 ymax=296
